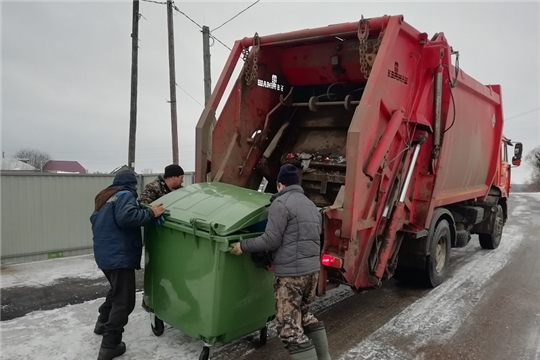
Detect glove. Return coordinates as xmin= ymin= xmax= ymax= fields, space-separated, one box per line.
xmin=155 ymin=215 xmax=165 ymax=226
xmin=230 ymin=242 xmax=243 ymax=255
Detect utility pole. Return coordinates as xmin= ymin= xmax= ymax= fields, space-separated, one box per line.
xmin=128 ymin=0 xmax=140 ymax=171
xmin=202 ymin=26 xmax=213 ymax=180
xmin=167 ymin=0 xmax=179 ymax=165
xmin=202 ymin=26 xmax=212 ymax=105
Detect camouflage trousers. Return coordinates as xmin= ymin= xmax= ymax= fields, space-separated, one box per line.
xmin=274 ymin=272 xmax=319 ymax=346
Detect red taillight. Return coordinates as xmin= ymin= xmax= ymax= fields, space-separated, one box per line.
xmin=321 ymin=254 xmax=342 ymax=269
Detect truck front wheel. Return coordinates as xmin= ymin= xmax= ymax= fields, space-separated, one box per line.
xmin=425 ymin=219 xmax=451 ymax=287
xmin=479 ymin=205 xmax=504 ymax=250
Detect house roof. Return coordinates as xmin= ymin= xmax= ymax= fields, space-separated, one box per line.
xmin=43 ymin=160 xmax=87 ymax=174
xmin=1 ymin=159 xmax=38 ymax=171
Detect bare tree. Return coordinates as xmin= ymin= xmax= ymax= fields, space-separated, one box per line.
xmin=14 ymin=148 xmax=52 ymax=170
xmin=141 ymin=168 xmax=153 ymax=174
xmin=525 ymin=146 xmax=540 ymax=192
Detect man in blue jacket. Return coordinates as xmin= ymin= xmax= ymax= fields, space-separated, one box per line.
xmin=90 ymin=170 xmax=164 ymax=360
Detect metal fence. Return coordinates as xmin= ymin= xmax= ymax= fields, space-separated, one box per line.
xmin=0 ymin=172 xmax=194 ymax=265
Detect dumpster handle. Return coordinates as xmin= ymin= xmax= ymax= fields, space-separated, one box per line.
xmin=190 ymin=218 xmax=220 ymax=237
xmin=190 ymin=218 xmax=208 ymax=249
xmin=224 ymin=236 xmax=246 ymax=252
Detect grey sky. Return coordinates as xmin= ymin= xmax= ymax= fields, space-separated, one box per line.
xmin=2 ymin=1 xmax=539 ymax=183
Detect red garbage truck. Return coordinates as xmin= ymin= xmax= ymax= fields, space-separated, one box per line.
xmin=194 ymin=14 xmax=523 ymax=294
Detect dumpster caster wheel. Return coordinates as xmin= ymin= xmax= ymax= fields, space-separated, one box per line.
xmin=151 ymin=317 xmax=164 ymax=337
xmin=259 ymin=326 xmax=268 ymax=346
xmin=199 ymin=346 xmax=210 ymax=360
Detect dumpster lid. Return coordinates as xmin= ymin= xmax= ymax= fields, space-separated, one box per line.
xmin=153 ymin=182 xmax=272 ymax=236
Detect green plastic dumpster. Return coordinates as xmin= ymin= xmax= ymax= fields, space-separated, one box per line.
xmin=142 ymin=182 xmax=275 ymax=360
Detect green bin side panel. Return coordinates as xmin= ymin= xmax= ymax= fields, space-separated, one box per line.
xmin=143 ymin=223 xmax=275 ymax=344
xmin=151 ymin=182 xmax=272 ymax=236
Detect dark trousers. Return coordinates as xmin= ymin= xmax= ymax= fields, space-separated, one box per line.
xmin=98 ymin=269 xmax=136 ymax=348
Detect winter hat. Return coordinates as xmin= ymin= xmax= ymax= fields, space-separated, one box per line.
xmin=277 ymin=164 xmax=300 ymax=186
xmin=164 ymin=164 xmax=184 ymax=178
xmin=111 ymin=170 xmax=138 ymax=190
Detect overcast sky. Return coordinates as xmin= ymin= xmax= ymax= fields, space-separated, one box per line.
xmin=2 ymin=1 xmax=539 ymax=183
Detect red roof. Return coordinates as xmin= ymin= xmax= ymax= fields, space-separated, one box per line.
xmin=43 ymin=160 xmax=87 ymax=174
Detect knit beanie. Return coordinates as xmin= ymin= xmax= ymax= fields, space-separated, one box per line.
xmin=277 ymin=164 xmax=300 ymax=186
xmin=164 ymin=164 xmax=184 ymax=178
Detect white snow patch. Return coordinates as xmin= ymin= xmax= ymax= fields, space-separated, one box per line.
xmin=1 ymin=254 xmax=105 ymax=289
xmin=0 ymin=283 xmax=355 ymax=360
xmin=512 ymin=204 xmax=529 ymax=215
xmin=0 ymin=292 xmax=204 ymax=360
xmin=1 ymin=254 xmax=148 ymax=289
xmin=512 ymin=192 xmax=540 ymax=201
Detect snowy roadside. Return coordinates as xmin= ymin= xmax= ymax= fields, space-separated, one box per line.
xmin=1 ymin=254 xmax=103 ymax=289
xmin=0 ymin=250 xmax=354 ymax=359
xmin=0 ymin=286 xmax=353 ymax=360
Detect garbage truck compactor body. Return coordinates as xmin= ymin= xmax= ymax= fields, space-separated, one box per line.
xmin=194 ymin=15 xmax=523 ymax=293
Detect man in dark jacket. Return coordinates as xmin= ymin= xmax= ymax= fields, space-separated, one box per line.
xmin=138 ymin=164 xmax=184 ymax=204
xmin=90 ymin=170 xmax=164 ymax=360
xmin=230 ymin=164 xmax=331 ymax=360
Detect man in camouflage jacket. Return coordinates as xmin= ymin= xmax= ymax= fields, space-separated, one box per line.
xmin=139 ymin=164 xmax=184 ymax=204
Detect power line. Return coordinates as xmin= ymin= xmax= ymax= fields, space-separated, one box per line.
xmin=171 ymin=3 xmax=203 ymax=29
xmin=141 ymin=0 xmax=167 ymax=4
xmin=176 ymin=83 xmax=204 ymax=107
xmin=169 ymin=4 xmax=231 ymax=51
xmin=212 ymin=0 xmax=260 ymax=32
xmin=506 ymin=107 xmax=540 ymax=121
xmin=144 ymin=0 xmax=232 ymax=51
xmin=209 ymin=34 xmax=231 ymax=51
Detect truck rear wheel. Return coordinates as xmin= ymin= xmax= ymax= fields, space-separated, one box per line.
xmin=479 ymin=205 xmax=504 ymax=250
xmin=425 ymin=219 xmax=451 ymax=287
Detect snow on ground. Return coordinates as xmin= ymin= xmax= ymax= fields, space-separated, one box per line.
xmin=0 ymin=254 xmax=103 ymax=288
xmin=518 ymin=192 xmax=540 ymax=201
xmin=0 ymin=292 xmax=204 ymax=360
xmin=0 ymin=269 xmax=353 ymax=360
xmin=337 ymin=200 xmax=527 ymax=360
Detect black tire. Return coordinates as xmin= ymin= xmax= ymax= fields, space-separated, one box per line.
xmin=479 ymin=205 xmax=504 ymax=250
xmin=259 ymin=326 xmax=268 ymax=346
xmin=151 ymin=317 xmax=164 ymax=337
xmin=393 ymin=265 xmax=415 ymax=284
xmin=424 ymin=219 xmax=451 ymax=288
xmin=199 ymin=346 xmax=210 ymax=360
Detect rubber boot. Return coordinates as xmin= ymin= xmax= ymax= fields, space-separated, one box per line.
xmin=98 ymin=331 xmax=125 ymax=360
xmin=97 ymin=342 xmax=126 ymax=360
xmin=305 ymin=321 xmax=331 ymax=360
xmin=286 ymin=340 xmax=318 ymax=360
xmin=94 ymin=320 xmax=105 ymax=335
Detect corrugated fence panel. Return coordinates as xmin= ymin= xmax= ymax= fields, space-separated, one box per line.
xmin=1 ymin=172 xmax=194 ymax=263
